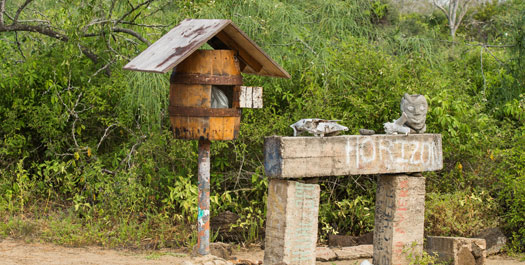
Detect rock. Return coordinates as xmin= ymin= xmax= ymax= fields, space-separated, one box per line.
xmin=328 ymin=234 xmax=358 ymax=247
xmin=210 ymin=242 xmax=233 ymax=260
xmin=181 ymin=254 xmax=234 ymax=265
xmin=457 ymin=246 xmax=476 ymax=265
xmin=210 ymin=211 xmax=242 ymax=242
xmin=475 ymin=228 xmax=507 ymax=255
xmin=316 ymin=246 xmax=337 ymax=261
xmin=357 ymin=232 xmax=374 ymax=245
xmin=359 ymin=129 xmax=375 ymax=135
xmin=426 ymin=236 xmax=486 ymax=265
xmin=192 ymin=242 xmax=232 ymax=260
xmin=334 ymin=245 xmax=373 ymax=260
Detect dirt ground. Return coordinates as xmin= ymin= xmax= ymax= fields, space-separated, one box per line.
xmin=1 ymin=238 xmax=524 ymax=265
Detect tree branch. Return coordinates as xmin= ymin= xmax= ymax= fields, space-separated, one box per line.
xmin=456 ymin=0 xmax=472 ymax=32
xmin=14 ymin=0 xmax=33 ymax=22
xmin=15 ymin=32 xmax=26 ymax=60
xmin=112 ymin=27 xmax=150 ymax=45
xmin=83 ymin=26 xmax=150 ymax=45
xmin=96 ymin=123 xmax=117 ymax=151
xmin=116 ymin=0 xmax=154 ymax=25
xmin=433 ymin=0 xmax=450 ymax=21
xmin=0 ymin=0 xmax=6 ymax=26
xmin=120 ymin=21 xmax=167 ymax=28
xmin=0 ymin=23 xmax=99 ymax=63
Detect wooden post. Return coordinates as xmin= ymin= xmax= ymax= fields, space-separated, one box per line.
xmin=197 ymin=139 xmax=211 ymax=255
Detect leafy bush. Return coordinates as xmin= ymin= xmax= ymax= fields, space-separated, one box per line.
xmin=495 ymin=132 xmax=525 ymax=251
xmin=425 ymin=191 xmax=500 ymax=237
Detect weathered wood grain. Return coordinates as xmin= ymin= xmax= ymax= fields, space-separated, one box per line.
xmin=264 ymin=134 xmax=443 ymax=178
xmin=240 ymin=86 xmax=252 ymax=108
xmin=168 ymin=50 xmax=240 ymax=141
xmin=123 ymin=19 xmax=290 ymax=78
xmin=240 ymin=86 xmax=263 ymax=109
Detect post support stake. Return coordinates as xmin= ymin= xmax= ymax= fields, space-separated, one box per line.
xmin=197 ymin=139 xmax=211 ymax=255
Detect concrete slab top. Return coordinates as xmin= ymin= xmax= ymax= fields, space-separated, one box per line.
xmin=264 ymin=134 xmax=443 ymax=178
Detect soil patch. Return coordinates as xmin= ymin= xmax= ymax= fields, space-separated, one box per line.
xmin=0 ymin=238 xmax=524 ymax=265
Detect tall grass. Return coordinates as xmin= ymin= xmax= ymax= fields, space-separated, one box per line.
xmin=120 ymin=72 xmax=169 ymax=132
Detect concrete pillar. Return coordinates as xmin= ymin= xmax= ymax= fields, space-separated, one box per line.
xmin=373 ymin=174 xmax=426 ymax=265
xmin=264 ymin=179 xmax=320 ymax=265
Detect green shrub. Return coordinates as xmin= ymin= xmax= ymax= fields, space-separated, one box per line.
xmin=495 ymin=132 xmax=525 ymax=251
xmin=425 ymin=191 xmax=500 ymax=237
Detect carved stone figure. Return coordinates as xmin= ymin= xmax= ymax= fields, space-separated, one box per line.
xmin=384 ymin=94 xmax=428 ymax=134
xmin=290 ymin=118 xmax=348 ymax=137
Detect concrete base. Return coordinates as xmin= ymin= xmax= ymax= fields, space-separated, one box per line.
xmin=373 ymin=174 xmax=426 ymax=265
xmin=264 ymin=179 xmax=320 ymax=265
xmin=426 ymin=236 xmax=487 ymax=265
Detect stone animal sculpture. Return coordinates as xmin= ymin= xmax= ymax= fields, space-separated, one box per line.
xmin=384 ymin=94 xmax=428 ymax=135
xmin=290 ymin=118 xmax=348 ymax=137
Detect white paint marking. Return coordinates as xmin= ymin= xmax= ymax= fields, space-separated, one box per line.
xmin=396 ymin=141 xmax=409 ymax=163
xmin=360 ymin=137 xmax=376 ymax=164
xmin=409 ymin=141 xmax=421 ymax=165
xmin=346 ymin=138 xmax=351 ymax=165
xmin=356 ymin=137 xmax=360 ymax=168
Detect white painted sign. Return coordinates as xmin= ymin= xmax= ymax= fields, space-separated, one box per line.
xmin=264 ymin=134 xmax=443 ymax=178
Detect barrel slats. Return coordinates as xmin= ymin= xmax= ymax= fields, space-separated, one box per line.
xmin=169 ymin=50 xmax=241 ymax=141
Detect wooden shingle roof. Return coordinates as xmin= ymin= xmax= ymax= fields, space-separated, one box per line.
xmin=123 ymin=19 xmax=290 ymax=78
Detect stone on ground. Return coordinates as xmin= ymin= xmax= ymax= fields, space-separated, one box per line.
xmin=210 ymin=211 xmax=242 ymax=242
xmin=210 ymin=242 xmax=233 ymax=260
xmin=426 ymin=236 xmax=487 ymax=265
xmin=191 ymin=242 xmax=232 ymax=260
xmin=328 ymin=235 xmax=358 ymax=247
xmin=181 ymin=254 xmax=233 ymax=265
xmin=333 ymin=245 xmax=374 ymax=260
xmin=475 ymin=228 xmax=508 ymax=255
xmin=316 ymin=247 xmax=337 ymax=261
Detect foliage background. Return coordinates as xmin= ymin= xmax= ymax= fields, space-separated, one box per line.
xmin=0 ymin=0 xmax=523 ymax=251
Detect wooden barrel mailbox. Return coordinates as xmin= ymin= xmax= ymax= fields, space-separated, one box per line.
xmin=123 ymin=19 xmax=290 ymax=256
xmin=169 ymin=50 xmax=242 ymax=140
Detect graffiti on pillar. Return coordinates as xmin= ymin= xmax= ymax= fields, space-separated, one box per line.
xmin=392 ymin=179 xmax=409 ymax=262
xmin=374 ymin=177 xmax=395 ymax=265
xmin=290 ymin=182 xmax=317 ymax=262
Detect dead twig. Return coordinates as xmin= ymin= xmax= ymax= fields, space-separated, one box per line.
xmin=89 ymin=59 xmax=115 ymax=82
xmin=116 ymin=0 xmax=155 ymax=25
xmin=96 ymin=123 xmax=117 ymax=151
xmin=123 ymin=135 xmax=147 ymax=169
xmin=14 ymin=32 xmax=26 ymax=60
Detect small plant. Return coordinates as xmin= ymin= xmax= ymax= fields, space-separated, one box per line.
xmin=402 ymin=242 xmax=444 ymax=265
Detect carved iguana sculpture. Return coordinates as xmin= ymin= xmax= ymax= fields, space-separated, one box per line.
xmin=290 ymin=118 xmax=348 ymax=137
